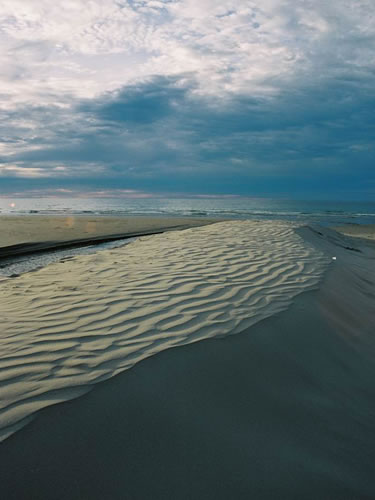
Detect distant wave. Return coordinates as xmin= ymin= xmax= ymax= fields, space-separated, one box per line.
xmin=1 ymin=197 xmax=374 ymax=225
xmin=5 ymin=208 xmax=374 ymax=219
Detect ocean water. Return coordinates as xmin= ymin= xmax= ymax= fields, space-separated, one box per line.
xmin=0 ymin=196 xmax=374 ymax=226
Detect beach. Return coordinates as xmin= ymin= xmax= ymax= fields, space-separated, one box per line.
xmin=0 ymin=215 xmax=217 ymax=257
xmin=333 ymin=224 xmax=375 ymax=241
xmin=0 ymin=217 xmax=374 ymax=499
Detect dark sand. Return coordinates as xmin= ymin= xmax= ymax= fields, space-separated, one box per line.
xmin=1 ymin=226 xmax=375 ymax=499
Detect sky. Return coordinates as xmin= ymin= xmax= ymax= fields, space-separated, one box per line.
xmin=0 ymin=0 xmax=374 ymax=199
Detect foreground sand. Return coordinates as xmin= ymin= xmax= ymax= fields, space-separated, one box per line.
xmin=0 ymin=221 xmax=374 ymax=498
xmin=0 ymin=220 xmax=329 ymax=440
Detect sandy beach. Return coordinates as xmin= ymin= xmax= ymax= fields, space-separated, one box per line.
xmin=0 ymin=217 xmax=374 ymax=499
xmin=334 ymin=223 xmax=375 ymax=241
xmin=0 ymin=215 xmax=217 ymax=257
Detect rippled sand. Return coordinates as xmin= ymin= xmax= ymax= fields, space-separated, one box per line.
xmin=0 ymin=220 xmax=330 ymax=440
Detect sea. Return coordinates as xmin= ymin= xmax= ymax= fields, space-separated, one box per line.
xmin=0 ymin=196 xmax=374 ymax=226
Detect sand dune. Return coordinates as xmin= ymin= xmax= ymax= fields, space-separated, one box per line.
xmin=0 ymin=220 xmax=329 ymax=441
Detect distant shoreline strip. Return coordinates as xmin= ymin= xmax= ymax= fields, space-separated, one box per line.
xmin=0 ymin=224 xmax=210 ymax=260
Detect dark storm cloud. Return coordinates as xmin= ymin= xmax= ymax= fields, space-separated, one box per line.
xmin=81 ymin=77 xmax=192 ymax=124
xmin=1 ymin=73 xmax=374 ymax=198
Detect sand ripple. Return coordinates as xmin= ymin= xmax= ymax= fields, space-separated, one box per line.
xmin=0 ymin=221 xmax=329 ymax=440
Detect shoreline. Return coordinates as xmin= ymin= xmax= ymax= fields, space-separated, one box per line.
xmin=0 ymin=215 xmax=220 ymax=259
xmin=333 ymin=223 xmax=375 ymax=241
xmin=0 ymin=223 xmax=374 ymax=498
xmin=0 ymin=216 xmax=373 ymax=262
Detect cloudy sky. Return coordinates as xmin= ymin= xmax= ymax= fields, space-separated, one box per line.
xmin=0 ymin=0 xmax=374 ymax=199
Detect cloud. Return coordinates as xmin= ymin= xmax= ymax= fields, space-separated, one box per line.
xmin=83 ymin=75 xmax=192 ymax=124
xmin=0 ymin=187 xmax=157 ymax=199
xmin=1 ymin=70 xmax=374 ymax=197
xmin=0 ymin=165 xmax=47 ymax=178
xmin=1 ymin=0 xmax=374 ymax=105
xmin=0 ymin=1 xmax=374 ymax=197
